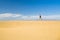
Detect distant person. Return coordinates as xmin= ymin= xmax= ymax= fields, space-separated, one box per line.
xmin=39 ymin=15 xmax=42 ymax=20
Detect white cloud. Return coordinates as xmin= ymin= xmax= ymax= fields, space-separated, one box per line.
xmin=42 ymin=15 xmax=60 ymax=20
xmin=0 ymin=13 xmax=21 ymax=18
xmin=21 ymin=15 xmax=39 ymax=20
xmin=0 ymin=13 xmax=60 ymax=20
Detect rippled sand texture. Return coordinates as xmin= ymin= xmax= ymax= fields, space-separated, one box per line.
xmin=0 ymin=21 xmax=60 ymax=40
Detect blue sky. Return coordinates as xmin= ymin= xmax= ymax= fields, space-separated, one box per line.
xmin=0 ymin=0 xmax=60 ymax=20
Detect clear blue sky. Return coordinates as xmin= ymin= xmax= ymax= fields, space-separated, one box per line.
xmin=0 ymin=0 xmax=60 ymax=16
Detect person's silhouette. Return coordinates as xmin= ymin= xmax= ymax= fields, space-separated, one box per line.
xmin=39 ymin=15 xmax=42 ymax=20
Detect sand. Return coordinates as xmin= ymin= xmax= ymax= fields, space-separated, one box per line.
xmin=0 ymin=21 xmax=60 ymax=40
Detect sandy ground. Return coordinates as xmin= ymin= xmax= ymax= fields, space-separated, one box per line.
xmin=0 ymin=21 xmax=60 ymax=40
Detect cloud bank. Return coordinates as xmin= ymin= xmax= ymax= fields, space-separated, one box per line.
xmin=0 ymin=13 xmax=60 ymax=20
xmin=0 ymin=13 xmax=21 ymax=18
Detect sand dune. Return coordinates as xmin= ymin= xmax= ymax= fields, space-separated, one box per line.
xmin=0 ymin=21 xmax=60 ymax=40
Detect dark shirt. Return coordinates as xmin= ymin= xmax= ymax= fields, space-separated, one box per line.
xmin=40 ymin=16 xmax=41 ymax=18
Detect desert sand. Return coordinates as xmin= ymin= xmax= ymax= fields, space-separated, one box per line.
xmin=0 ymin=21 xmax=60 ymax=40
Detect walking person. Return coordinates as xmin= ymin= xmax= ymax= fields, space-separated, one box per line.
xmin=39 ymin=15 xmax=42 ymax=20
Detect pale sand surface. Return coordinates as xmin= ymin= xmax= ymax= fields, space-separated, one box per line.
xmin=0 ymin=21 xmax=60 ymax=40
